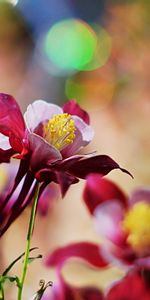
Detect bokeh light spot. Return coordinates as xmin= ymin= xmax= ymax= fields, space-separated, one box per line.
xmin=83 ymin=24 xmax=112 ymax=70
xmin=65 ymin=76 xmax=115 ymax=107
xmin=65 ymin=79 xmax=84 ymax=101
xmin=44 ymin=19 xmax=97 ymax=71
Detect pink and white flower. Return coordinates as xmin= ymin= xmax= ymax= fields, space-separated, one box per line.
xmin=83 ymin=174 xmax=150 ymax=268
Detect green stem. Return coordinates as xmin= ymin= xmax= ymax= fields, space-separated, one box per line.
xmin=0 ymin=281 xmax=4 ymax=300
xmin=17 ymin=183 xmax=40 ymax=300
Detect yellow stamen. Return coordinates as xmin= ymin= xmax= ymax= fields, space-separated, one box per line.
xmin=44 ymin=113 xmax=76 ymax=151
xmin=123 ymin=202 xmax=150 ymax=254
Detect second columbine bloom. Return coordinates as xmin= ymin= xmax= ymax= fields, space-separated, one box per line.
xmin=83 ymin=174 xmax=150 ymax=268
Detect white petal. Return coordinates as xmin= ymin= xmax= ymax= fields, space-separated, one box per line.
xmin=61 ymin=116 xmax=94 ymax=157
xmin=24 ymin=100 xmax=63 ymax=131
xmin=94 ymin=201 xmax=124 ymax=243
xmin=0 ymin=134 xmax=11 ymax=150
xmin=72 ymin=115 xmax=94 ymax=146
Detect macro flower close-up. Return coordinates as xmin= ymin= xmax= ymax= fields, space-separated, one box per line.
xmin=83 ymin=174 xmax=150 ymax=268
xmin=0 ymin=1 xmax=149 ymax=299
xmin=0 ymin=93 xmax=130 ymax=236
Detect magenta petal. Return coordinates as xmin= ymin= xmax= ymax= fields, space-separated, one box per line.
xmin=106 ymin=269 xmax=150 ymax=300
xmin=83 ymin=174 xmax=127 ymax=214
xmin=0 ymin=93 xmax=26 ymax=152
xmin=136 ymin=257 xmax=150 ymax=269
xmin=45 ymin=242 xmax=108 ymax=269
xmin=68 ymin=154 xmax=132 ymax=179
xmin=28 ymin=133 xmax=62 ymax=172
xmin=63 ymin=100 xmax=90 ymax=124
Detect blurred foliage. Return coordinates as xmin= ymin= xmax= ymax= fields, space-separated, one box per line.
xmin=0 ymin=1 xmax=33 ymax=48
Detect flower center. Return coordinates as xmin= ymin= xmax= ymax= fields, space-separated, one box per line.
xmin=44 ymin=113 xmax=76 ymax=151
xmin=122 ymin=202 xmax=150 ymax=254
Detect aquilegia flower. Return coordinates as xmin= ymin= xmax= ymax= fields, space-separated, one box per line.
xmin=41 ymin=242 xmax=106 ymax=300
xmin=83 ymin=174 xmax=150 ymax=268
xmin=0 ymin=94 xmax=130 ymax=235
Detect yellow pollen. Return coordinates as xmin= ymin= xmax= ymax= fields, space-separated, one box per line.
xmin=122 ymin=202 xmax=150 ymax=254
xmin=44 ymin=113 xmax=76 ymax=150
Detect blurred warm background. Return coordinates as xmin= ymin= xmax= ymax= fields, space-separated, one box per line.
xmin=0 ymin=0 xmax=150 ymax=299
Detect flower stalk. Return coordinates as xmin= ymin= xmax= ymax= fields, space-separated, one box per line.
xmin=17 ymin=182 xmax=40 ymax=300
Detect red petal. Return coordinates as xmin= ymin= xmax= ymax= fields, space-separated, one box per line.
xmin=106 ymin=269 xmax=150 ymax=300
xmin=83 ymin=174 xmax=127 ymax=214
xmin=0 ymin=148 xmax=15 ymax=163
xmin=45 ymin=242 xmax=108 ymax=269
xmin=0 ymin=159 xmax=29 ymax=211
xmin=75 ymin=287 xmax=104 ymax=300
xmin=60 ymin=281 xmax=104 ymax=300
xmin=0 ymin=94 xmax=26 ymax=152
xmin=68 ymin=155 xmax=132 ymax=179
xmin=0 ymin=171 xmax=34 ymax=236
xmin=63 ymin=100 xmax=90 ymax=124
xmin=56 ymin=155 xmax=84 ymax=170
xmin=55 ymin=171 xmax=79 ymax=197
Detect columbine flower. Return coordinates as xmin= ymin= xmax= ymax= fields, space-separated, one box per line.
xmin=106 ymin=268 xmax=150 ymax=300
xmin=42 ymin=242 xmax=106 ymax=300
xmin=0 ymin=93 xmax=130 ymax=235
xmin=83 ymin=174 xmax=150 ymax=268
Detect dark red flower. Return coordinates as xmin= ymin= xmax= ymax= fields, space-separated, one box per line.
xmin=83 ymin=174 xmax=150 ymax=268
xmin=0 ymin=94 xmax=131 ymax=235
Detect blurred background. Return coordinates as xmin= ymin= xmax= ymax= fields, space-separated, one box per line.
xmin=0 ymin=0 xmax=150 ymax=298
